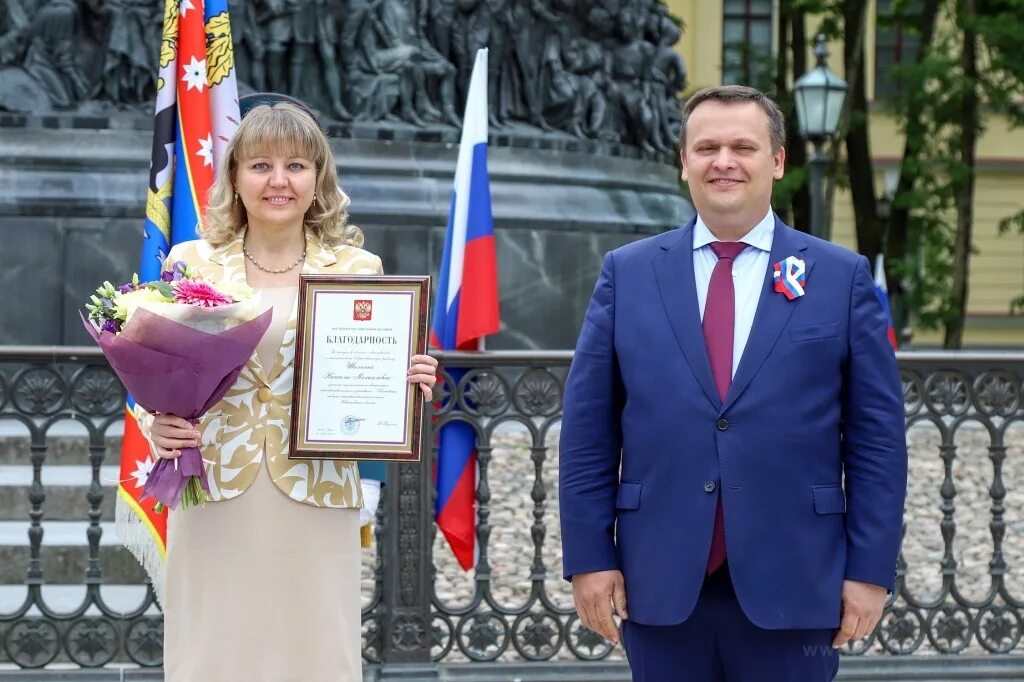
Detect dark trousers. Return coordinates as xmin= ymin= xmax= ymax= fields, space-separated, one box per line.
xmin=621 ymin=565 xmax=839 ymax=682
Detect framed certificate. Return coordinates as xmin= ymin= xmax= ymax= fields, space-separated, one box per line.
xmin=289 ymin=275 xmax=431 ymax=461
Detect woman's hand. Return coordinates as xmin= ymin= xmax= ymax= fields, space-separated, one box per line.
xmin=149 ymin=413 xmax=200 ymax=460
xmin=407 ymin=354 xmax=439 ymax=401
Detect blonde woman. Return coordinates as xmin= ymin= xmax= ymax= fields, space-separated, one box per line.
xmin=139 ymin=95 xmax=438 ymax=682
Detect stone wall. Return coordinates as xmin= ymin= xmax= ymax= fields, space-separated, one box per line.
xmin=0 ymin=116 xmax=693 ymax=348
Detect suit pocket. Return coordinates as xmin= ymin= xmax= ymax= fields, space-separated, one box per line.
xmin=790 ymin=322 xmax=839 ymax=343
xmin=812 ymin=485 xmax=846 ymax=514
xmin=616 ymin=481 xmax=642 ymax=510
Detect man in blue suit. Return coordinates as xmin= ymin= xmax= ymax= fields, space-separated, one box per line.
xmin=558 ymin=85 xmax=908 ymax=681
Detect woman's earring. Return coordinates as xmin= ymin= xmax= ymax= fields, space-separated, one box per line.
xmin=233 ymin=192 xmax=239 ymax=205
xmin=312 ymin=194 xmax=317 ymax=207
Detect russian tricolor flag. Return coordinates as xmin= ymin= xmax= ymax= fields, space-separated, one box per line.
xmin=874 ymin=254 xmax=899 ymax=350
xmin=431 ymin=49 xmax=500 ymax=571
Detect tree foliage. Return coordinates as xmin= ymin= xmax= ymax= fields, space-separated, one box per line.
xmin=767 ymin=0 xmax=1024 ymax=346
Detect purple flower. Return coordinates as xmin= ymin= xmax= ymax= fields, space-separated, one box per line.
xmin=101 ymin=319 xmax=120 ymax=334
xmin=171 ymin=261 xmax=188 ymax=281
xmin=160 ymin=270 xmax=175 ymax=282
xmin=118 ymin=283 xmax=135 ymax=294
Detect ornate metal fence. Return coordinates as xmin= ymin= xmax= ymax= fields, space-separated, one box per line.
xmin=0 ymin=347 xmax=1023 ymax=677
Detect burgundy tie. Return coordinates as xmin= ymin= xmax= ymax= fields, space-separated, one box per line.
xmin=704 ymin=241 xmax=747 ymax=575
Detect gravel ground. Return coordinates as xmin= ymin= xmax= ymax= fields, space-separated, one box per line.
xmin=360 ymin=421 xmax=1024 ymax=661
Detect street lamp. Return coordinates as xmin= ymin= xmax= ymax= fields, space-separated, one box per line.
xmin=793 ymin=34 xmax=848 ymax=241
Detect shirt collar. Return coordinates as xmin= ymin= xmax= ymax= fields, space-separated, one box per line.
xmin=693 ymin=210 xmax=775 ymax=253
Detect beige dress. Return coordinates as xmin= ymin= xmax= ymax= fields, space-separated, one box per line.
xmin=164 ymin=286 xmax=363 ymax=682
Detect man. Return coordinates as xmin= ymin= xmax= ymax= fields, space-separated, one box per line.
xmin=558 ymin=85 xmax=908 ymax=681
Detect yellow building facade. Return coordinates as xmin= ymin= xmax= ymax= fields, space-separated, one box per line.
xmin=665 ymin=0 xmax=1024 ymax=347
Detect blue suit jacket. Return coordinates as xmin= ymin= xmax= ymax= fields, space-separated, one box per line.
xmin=559 ymin=216 xmax=908 ymax=629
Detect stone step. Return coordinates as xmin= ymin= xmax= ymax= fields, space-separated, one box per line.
xmin=0 ymin=584 xmax=151 ymax=614
xmin=0 ymin=466 xmax=119 ymax=521
xmin=0 ymin=522 xmax=147 ymax=584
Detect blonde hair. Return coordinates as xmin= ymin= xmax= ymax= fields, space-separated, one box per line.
xmin=203 ymin=102 xmax=364 ymax=248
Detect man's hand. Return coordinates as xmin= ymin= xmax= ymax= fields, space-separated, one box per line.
xmin=832 ymin=579 xmax=887 ymax=648
xmin=572 ymin=570 xmax=628 ymax=645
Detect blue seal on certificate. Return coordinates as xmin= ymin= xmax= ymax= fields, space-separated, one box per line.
xmin=342 ymin=415 xmax=363 ymax=435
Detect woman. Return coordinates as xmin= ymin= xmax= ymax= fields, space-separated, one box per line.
xmin=139 ymin=96 xmax=438 ymax=682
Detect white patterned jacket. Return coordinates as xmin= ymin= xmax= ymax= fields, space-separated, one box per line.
xmin=135 ymin=230 xmax=383 ymax=508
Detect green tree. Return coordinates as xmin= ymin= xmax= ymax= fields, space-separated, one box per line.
xmin=796 ymin=0 xmax=1023 ymax=347
xmin=750 ymin=0 xmax=1021 ymax=344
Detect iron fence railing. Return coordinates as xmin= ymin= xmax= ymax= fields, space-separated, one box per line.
xmin=0 ymin=348 xmax=1022 ymax=672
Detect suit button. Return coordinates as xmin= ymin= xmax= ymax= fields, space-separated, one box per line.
xmin=717 ymin=418 xmax=729 ymax=431
xmin=257 ymin=386 xmax=272 ymax=402
xmin=704 ymin=481 xmax=716 ymax=493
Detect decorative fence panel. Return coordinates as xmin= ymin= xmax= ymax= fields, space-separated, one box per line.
xmin=0 ymin=348 xmax=1022 ymax=677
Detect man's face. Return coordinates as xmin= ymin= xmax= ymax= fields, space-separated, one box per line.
xmin=680 ymin=101 xmax=785 ymax=221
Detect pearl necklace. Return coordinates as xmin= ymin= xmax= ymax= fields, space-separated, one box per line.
xmin=243 ymin=239 xmax=307 ymax=274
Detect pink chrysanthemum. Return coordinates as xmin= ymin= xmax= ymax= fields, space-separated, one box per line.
xmin=172 ymin=280 xmax=233 ymax=307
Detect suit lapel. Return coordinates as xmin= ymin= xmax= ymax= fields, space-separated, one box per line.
xmin=722 ymin=218 xmax=814 ymax=412
xmin=208 ymin=232 xmax=247 ymax=285
xmin=207 ymin=232 xmax=268 ymax=378
xmin=652 ymin=217 xmax=721 ymax=410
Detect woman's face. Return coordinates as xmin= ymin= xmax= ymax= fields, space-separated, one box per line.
xmin=234 ymin=150 xmax=317 ymax=230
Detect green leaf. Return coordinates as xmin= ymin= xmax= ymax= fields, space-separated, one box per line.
xmin=998 ymin=210 xmax=1024 ymax=235
xmin=147 ymin=282 xmax=174 ymax=299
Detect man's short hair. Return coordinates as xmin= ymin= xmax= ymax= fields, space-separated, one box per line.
xmin=679 ymin=85 xmax=786 ymax=153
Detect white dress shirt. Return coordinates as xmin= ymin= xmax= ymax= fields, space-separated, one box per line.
xmin=693 ymin=210 xmax=775 ymax=378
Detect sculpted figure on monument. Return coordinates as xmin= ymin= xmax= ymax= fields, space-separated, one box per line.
xmin=88 ymin=0 xmax=158 ymax=105
xmin=412 ymin=0 xmax=461 ymax=125
xmin=309 ymin=0 xmax=350 ymax=119
xmin=424 ymin=0 xmax=458 ymax=64
xmin=0 ymin=0 xmax=686 ymax=154
xmin=607 ymin=4 xmax=660 ymax=153
xmin=30 ymin=0 xmax=92 ymax=108
xmin=370 ymin=0 xmax=458 ymax=126
xmin=648 ymin=5 xmax=686 ymax=152
xmin=0 ymin=0 xmax=91 ymax=110
xmin=581 ymin=0 xmax=618 ymax=40
xmin=559 ymin=35 xmax=612 ymax=139
xmin=534 ymin=0 xmax=578 ymax=133
xmin=228 ymin=0 xmax=267 ymax=91
xmin=260 ymin=0 xmax=296 ymax=94
xmin=452 ymin=0 xmax=486 ymax=103
xmin=455 ymin=0 xmax=518 ymax=125
xmin=340 ymin=0 xmax=457 ymax=126
xmin=263 ymin=0 xmax=348 ymax=117
xmin=0 ymin=0 xmax=30 ymax=66
xmin=506 ymin=0 xmax=559 ymax=130
xmin=483 ymin=0 xmax=513 ymax=126
xmin=339 ymin=0 xmax=400 ymax=121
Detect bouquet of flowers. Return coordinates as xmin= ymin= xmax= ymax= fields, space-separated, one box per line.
xmin=82 ymin=261 xmax=272 ymax=512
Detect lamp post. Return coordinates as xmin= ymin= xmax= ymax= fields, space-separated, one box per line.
xmin=793 ymin=34 xmax=848 ymax=241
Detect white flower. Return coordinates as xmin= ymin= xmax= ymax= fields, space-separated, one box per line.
xmin=217 ymin=281 xmax=255 ymax=302
xmin=130 ymin=455 xmax=156 ymax=489
xmin=196 ymin=133 xmax=214 ymax=167
xmin=179 ymin=0 xmax=195 ymax=17
xmin=115 ymin=288 xmax=170 ymax=324
xmin=181 ymin=56 xmax=207 ymax=93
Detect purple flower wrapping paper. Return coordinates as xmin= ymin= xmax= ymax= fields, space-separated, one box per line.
xmin=82 ymin=304 xmax=273 ymax=510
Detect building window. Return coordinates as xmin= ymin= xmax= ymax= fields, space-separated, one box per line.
xmin=722 ymin=0 xmax=774 ymax=88
xmin=875 ymin=0 xmax=921 ymax=99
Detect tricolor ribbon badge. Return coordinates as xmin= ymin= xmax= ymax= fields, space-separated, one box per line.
xmin=772 ymin=256 xmax=807 ymax=300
